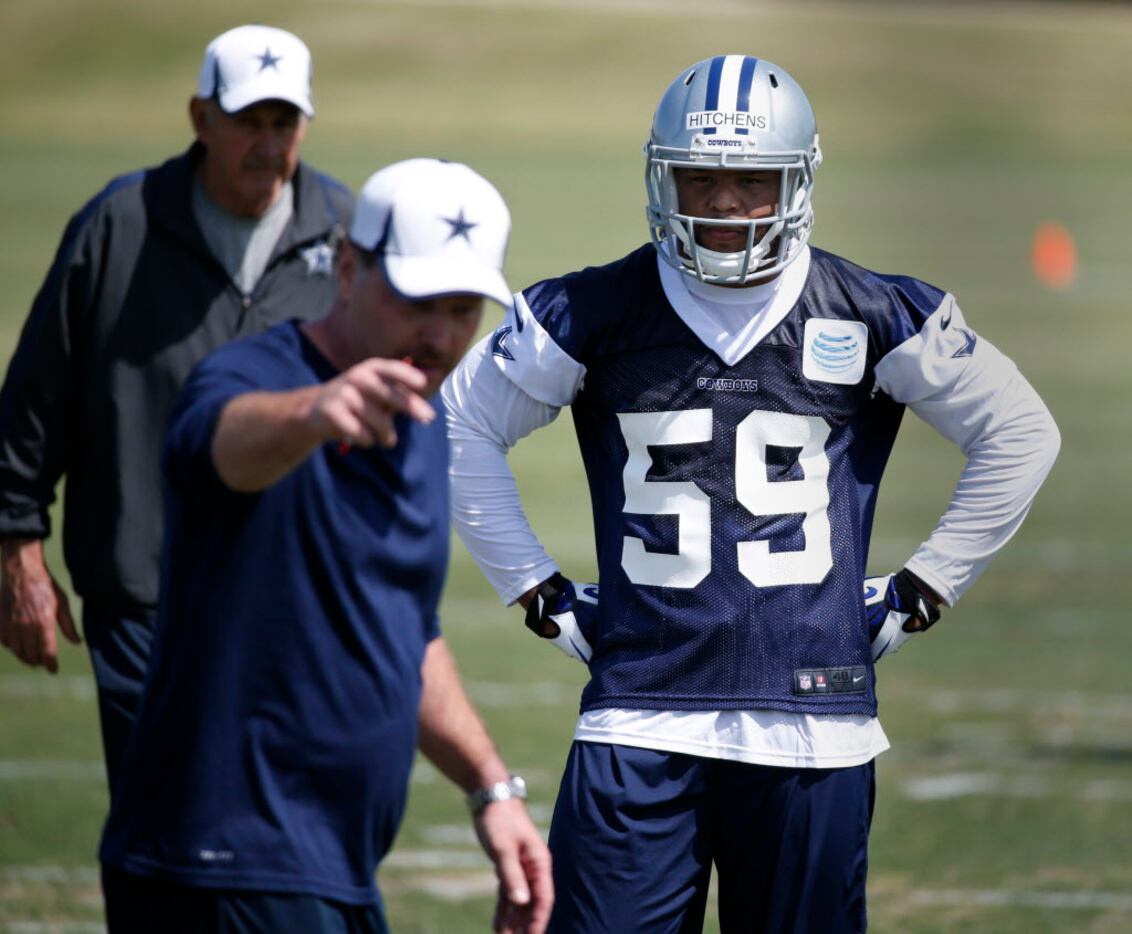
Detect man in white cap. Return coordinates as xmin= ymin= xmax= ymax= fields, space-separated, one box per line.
xmin=0 ymin=25 xmax=352 ymax=796
xmin=98 ymin=158 xmax=553 ymax=934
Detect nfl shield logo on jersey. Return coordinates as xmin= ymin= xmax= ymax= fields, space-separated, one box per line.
xmin=802 ymin=318 xmax=869 ymax=386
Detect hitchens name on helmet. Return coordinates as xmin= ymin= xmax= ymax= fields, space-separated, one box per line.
xmin=686 ymin=111 xmax=769 ymax=130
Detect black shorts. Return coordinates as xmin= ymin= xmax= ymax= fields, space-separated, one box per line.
xmin=101 ymin=866 xmax=388 ymax=934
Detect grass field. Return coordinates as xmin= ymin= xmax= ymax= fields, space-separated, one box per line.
xmin=1 ymin=0 xmax=1131 ymax=930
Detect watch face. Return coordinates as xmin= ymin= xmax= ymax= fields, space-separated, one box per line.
xmin=467 ymin=775 xmax=526 ymax=814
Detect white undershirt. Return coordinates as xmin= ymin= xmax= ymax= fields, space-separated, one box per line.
xmin=441 ymin=246 xmax=1059 ymax=768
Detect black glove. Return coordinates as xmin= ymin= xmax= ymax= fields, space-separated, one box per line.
xmin=523 ymin=572 xmax=598 ymax=664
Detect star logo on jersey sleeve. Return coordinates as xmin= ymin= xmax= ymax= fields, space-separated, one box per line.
xmin=951 ymin=328 xmax=977 ymax=358
xmin=490 ymin=325 xmax=515 ymax=361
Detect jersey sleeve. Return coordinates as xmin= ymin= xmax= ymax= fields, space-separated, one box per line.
xmin=488 ymin=281 xmax=589 ymax=407
xmin=442 ymin=334 xmax=563 ymax=605
xmin=0 ymin=200 xmax=103 ymax=540
xmin=162 ymin=347 xmax=264 ymax=497
xmin=874 ymin=295 xmax=1060 ymax=604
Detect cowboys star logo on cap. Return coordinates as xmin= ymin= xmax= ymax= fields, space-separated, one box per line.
xmin=256 ymin=47 xmax=282 ymax=72
xmin=442 ymin=209 xmax=478 ymax=243
xmin=198 ymin=25 xmax=314 ymax=118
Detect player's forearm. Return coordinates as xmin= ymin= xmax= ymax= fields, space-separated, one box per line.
xmin=909 ymin=376 xmax=1060 ymax=604
xmin=210 ymin=387 xmax=327 ymax=492
xmin=417 ymin=637 xmax=511 ymax=792
xmin=444 ymin=337 xmax=564 ymax=605
xmin=446 ymin=413 xmax=559 ymax=605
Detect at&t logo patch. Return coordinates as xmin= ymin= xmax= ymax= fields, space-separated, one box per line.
xmin=802 ymin=318 xmax=869 ymax=386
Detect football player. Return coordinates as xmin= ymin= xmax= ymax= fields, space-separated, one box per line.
xmin=442 ymin=55 xmax=1059 ymax=931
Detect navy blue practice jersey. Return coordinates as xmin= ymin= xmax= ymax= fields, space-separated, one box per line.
xmin=491 ymin=245 xmax=960 ymax=717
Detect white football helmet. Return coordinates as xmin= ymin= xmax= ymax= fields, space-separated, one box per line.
xmin=645 ymin=55 xmax=822 ymax=285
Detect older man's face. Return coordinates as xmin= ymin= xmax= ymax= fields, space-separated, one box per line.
xmin=190 ymin=98 xmax=307 ymax=218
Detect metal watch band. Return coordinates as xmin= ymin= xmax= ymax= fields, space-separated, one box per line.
xmin=466 ymin=775 xmax=527 ymax=815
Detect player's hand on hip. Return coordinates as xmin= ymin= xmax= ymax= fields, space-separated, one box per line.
xmin=309 ymin=357 xmax=435 ymax=448
xmin=0 ymin=540 xmax=80 ymax=674
xmin=864 ymin=569 xmax=942 ymax=662
xmin=524 ymin=573 xmax=597 ymax=665
xmin=474 ymin=798 xmax=554 ymax=934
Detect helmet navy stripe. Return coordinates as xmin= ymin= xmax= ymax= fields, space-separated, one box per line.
xmin=702 ymin=55 xmax=726 ymax=136
xmin=735 ymin=56 xmax=758 ymax=136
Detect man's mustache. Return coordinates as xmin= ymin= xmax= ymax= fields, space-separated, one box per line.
xmin=243 ymin=158 xmax=288 ymax=172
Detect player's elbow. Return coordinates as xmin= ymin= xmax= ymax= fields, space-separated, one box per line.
xmin=1007 ymin=403 xmax=1060 ymax=492
xmin=1035 ymin=406 xmax=1060 ymax=476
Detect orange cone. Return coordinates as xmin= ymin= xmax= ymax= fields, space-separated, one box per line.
xmin=1031 ymin=222 xmax=1078 ymax=290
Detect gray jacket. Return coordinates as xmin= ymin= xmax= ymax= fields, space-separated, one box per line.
xmin=0 ymin=143 xmax=354 ymax=609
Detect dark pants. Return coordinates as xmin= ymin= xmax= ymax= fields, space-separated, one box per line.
xmin=83 ymin=603 xmax=157 ymax=800
xmin=547 ymin=742 xmax=875 ymax=934
xmin=102 ymin=866 xmax=388 ymax=934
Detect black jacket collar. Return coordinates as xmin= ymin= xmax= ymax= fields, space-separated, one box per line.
xmin=145 ymin=142 xmax=346 ymax=261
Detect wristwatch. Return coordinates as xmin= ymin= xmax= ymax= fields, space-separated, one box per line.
xmin=466 ymin=775 xmax=527 ymax=815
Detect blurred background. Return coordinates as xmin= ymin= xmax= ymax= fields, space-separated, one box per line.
xmin=0 ymin=0 xmax=1129 ymax=930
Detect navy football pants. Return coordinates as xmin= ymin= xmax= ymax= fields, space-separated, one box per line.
xmin=547 ymin=742 xmax=874 ymax=933
xmin=102 ymin=867 xmax=388 ymax=933
xmin=83 ymin=603 xmax=156 ymax=800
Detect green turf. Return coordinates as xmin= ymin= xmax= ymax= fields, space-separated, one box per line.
xmin=1 ymin=1 xmax=1130 ymax=931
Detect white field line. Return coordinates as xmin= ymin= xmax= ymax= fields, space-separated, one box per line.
xmin=0 ymin=760 xmax=104 ymax=781
xmin=7 ymin=675 xmax=1132 ymax=721
xmin=5 ymin=925 xmax=106 ymax=934
xmin=6 ymin=862 xmax=1130 ymax=915
xmin=0 ymin=755 xmax=553 ymax=789
xmin=9 ymin=754 xmax=1131 ymax=804
xmin=0 ymin=674 xmax=96 ymax=701
xmin=400 ymin=872 xmax=1132 ymax=910
xmin=384 ymin=849 xmax=489 ymax=870
xmin=0 ymin=758 xmax=550 ymax=789
xmin=408 ymin=873 xmax=498 ymax=900
xmin=466 ymin=680 xmax=578 ymax=706
xmin=901 ymin=771 xmax=1132 ymax=803
xmin=420 ymin=824 xmax=479 ymax=846
xmin=902 ymin=772 xmax=1046 ymax=801
xmin=0 ymin=675 xmax=583 ymax=708
xmin=910 ymin=888 xmax=1132 ymax=912
xmin=0 ymin=866 xmax=99 ymax=884
xmin=920 ymin=688 xmax=1132 ymax=720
